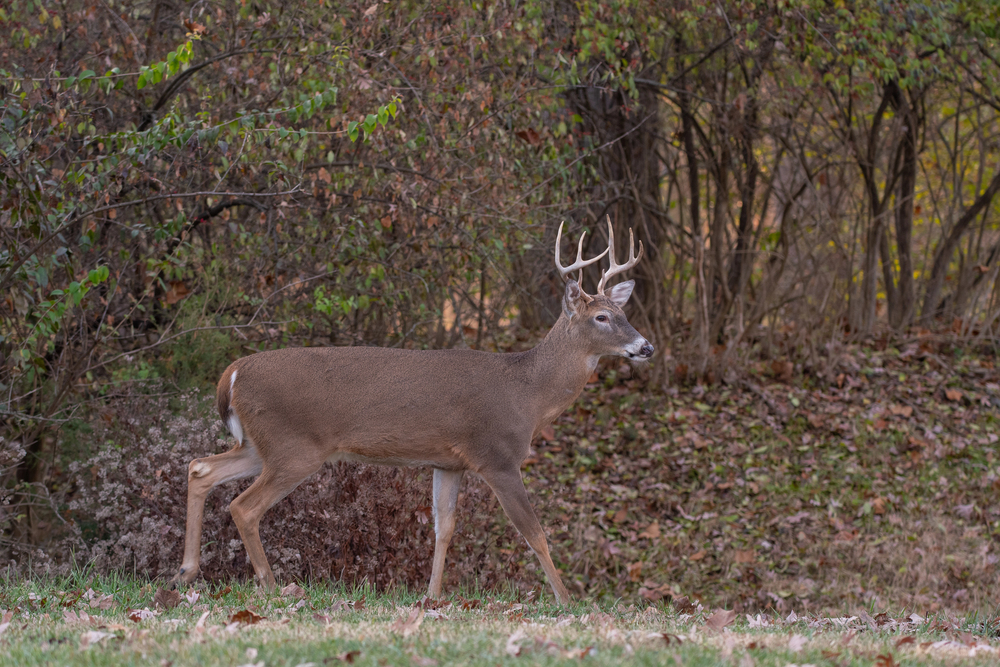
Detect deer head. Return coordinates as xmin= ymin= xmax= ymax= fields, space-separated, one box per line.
xmin=554 ymin=216 xmax=653 ymax=361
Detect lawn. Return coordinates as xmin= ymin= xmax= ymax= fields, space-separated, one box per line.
xmin=2 ymin=575 xmax=999 ymax=666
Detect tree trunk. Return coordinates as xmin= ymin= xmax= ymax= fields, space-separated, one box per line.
xmin=921 ymin=168 xmax=1000 ymax=322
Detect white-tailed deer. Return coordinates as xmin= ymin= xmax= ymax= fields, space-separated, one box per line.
xmin=173 ymin=216 xmax=652 ymax=604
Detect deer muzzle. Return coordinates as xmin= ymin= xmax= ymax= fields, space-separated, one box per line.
xmin=624 ymin=337 xmax=654 ymax=360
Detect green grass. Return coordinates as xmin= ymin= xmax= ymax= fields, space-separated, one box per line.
xmin=2 ymin=575 xmax=999 ymax=666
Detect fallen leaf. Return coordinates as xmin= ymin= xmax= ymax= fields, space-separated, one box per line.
xmin=409 ymin=655 xmax=437 ymax=666
xmin=153 ymin=588 xmax=181 ymax=610
xmin=506 ymin=629 xmax=527 ymax=656
xmin=539 ymin=425 xmax=556 ymax=441
xmin=63 ymin=609 xmax=93 ymax=625
xmin=875 ymin=653 xmax=898 ymax=667
xmin=333 ymin=650 xmax=360 ymax=663
xmin=80 ymin=630 xmax=114 ymax=648
xmin=889 ymin=404 xmax=913 ymax=417
xmin=211 ymin=586 xmax=232 ymax=599
xmin=193 ymin=610 xmax=210 ymax=634
xmin=689 ymin=549 xmax=707 ymax=561
xmin=945 ymin=388 xmax=962 ymax=402
xmin=637 ymin=521 xmax=660 ymax=539
xmin=705 ymin=609 xmax=736 ymax=631
xmin=391 ymin=607 xmax=423 ymax=637
xmin=84 ymin=588 xmax=115 ymax=610
xmin=230 ymin=609 xmax=266 ymax=625
xmin=672 ymin=596 xmax=696 ymax=614
xmin=788 ymin=634 xmax=808 ymax=652
xmin=638 ymin=581 xmax=670 ymax=601
xmin=627 ymin=561 xmax=643 ymax=582
xmin=127 ymin=608 xmax=158 ymax=622
xmin=363 ymin=4 xmax=378 ymax=17
xmin=734 ymin=549 xmax=756 ymax=563
xmin=281 ymin=583 xmax=307 ymax=599
xmin=895 ymin=636 xmax=916 ymax=648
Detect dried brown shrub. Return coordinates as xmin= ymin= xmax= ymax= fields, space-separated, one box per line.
xmin=68 ymin=389 xmax=524 ymax=591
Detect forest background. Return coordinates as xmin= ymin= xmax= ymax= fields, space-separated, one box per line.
xmin=3 ymin=0 xmax=1000 ymax=614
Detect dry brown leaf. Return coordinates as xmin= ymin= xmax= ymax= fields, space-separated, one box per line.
xmin=334 ymin=650 xmax=360 ymax=663
xmin=391 ymin=607 xmax=424 ymax=637
xmin=153 ymin=588 xmax=181 ymax=610
xmin=229 ymin=609 xmax=266 ymax=625
xmin=127 ymin=608 xmax=157 ymax=622
xmin=672 ymin=596 xmax=696 ymax=614
xmin=689 ymin=549 xmax=707 ymax=561
xmin=164 ymin=281 xmax=191 ymax=305
xmin=945 ymin=388 xmax=962 ymax=402
xmin=79 ymin=630 xmax=114 ymax=648
xmin=705 ymin=609 xmax=736 ymax=631
xmin=84 ymin=588 xmax=115 ymax=610
xmin=876 ymin=653 xmax=898 ymax=667
xmin=280 ymin=583 xmax=307 ymax=599
xmin=637 ymin=521 xmax=660 ymax=539
xmin=734 ymin=549 xmax=756 ymax=563
xmin=626 ymin=561 xmax=643 ymax=582
xmin=895 ymin=636 xmax=916 ymax=648
xmin=889 ymin=404 xmax=913 ymax=417
xmin=211 ymin=586 xmax=232 ymax=599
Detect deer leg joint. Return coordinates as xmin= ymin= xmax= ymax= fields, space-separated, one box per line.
xmin=189 ymin=460 xmax=212 ymax=478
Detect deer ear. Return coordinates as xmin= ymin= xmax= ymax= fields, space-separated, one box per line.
xmin=607 ymin=280 xmax=635 ymax=307
xmin=562 ymin=280 xmax=586 ymax=318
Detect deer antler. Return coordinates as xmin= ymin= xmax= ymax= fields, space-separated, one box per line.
xmin=596 ymin=215 xmax=643 ymax=295
xmin=554 ymin=221 xmax=610 ymax=285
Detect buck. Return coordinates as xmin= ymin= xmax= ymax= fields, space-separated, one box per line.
xmin=172 ymin=217 xmax=652 ymax=604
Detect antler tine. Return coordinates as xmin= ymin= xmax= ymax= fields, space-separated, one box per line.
xmin=554 ymin=221 xmax=610 ymax=283
xmin=597 ymin=215 xmax=644 ymax=295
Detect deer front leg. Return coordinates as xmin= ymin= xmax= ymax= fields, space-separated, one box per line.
xmin=482 ymin=469 xmax=571 ymax=605
xmin=428 ymin=468 xmax=464 ymax=598
xmin=173 ymin=445 xmax=262 ymax=587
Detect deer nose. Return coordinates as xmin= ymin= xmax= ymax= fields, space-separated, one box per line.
xmin=639 ymin=343 xmax=654 ymax=358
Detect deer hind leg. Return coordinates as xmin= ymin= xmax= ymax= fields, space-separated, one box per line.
xmin=483 ymin=470 xmax=571 ymax=605
xmin=228 ymin=453 xmax=324 ymax=591
xmin=428 ymin=468 xmax=464 ymax=598
xmin=174 ymin=444 xmax=263 ymax=586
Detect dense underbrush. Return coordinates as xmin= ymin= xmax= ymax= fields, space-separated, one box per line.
xmin=5 ymin=340 xmax=1000 ymax=615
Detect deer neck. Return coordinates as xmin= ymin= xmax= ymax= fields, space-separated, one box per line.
xmin=523 ymin=314 xmax=599 ymax=423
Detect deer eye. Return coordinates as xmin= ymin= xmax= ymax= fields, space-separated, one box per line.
xmin=595 ymin=315 xmax=608 ymax=323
